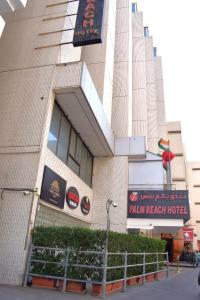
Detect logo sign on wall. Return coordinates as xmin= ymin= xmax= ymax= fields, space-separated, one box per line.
xmin=183 ymin=227 xmax=194 ymax=243
xmin=127 ymin=190 xmax=190 ymax=220
xmin=66 ymin=186 xmax=80 ymax=209
xmin=73 ymin=0 xmax=105 ymax=47
xmin=81 ymin=197 xmax=91 ymax=215
xmin=40 ymin=166 xmax=66 ymax=209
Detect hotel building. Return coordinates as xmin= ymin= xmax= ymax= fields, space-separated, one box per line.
xmin=0 ymin=0 xmax=190 ymax=285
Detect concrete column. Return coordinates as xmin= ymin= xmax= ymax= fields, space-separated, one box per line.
xmin=145 ymin=37 xmax=159 ymax=153
xmin=155 ymin=56 xmax=167 ymax=139
xmin=92 ymin=156 xmax=128 ymax=233
xmin=132 ymin=10 xmax=148 ymax=142
xmin=112 ymin=0 xmax=131 ymax=137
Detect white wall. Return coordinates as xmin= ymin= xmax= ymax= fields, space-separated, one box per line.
xmin=167 ymin=122 xmax=187 ymax=189
xmin=0 ymin=16 xmax=5 ymax=37
xmin=127 ymin=218 xmax=183 ymax=231
xmin=112 ymin=0 xmax=131 ymax=137
xmin=132 ymin=10 xmax=148 ymax=140
xmin=92 ymin=156 xmax=128 ymax=233
xmin=129 ymin=152 xmax=164 ymax=189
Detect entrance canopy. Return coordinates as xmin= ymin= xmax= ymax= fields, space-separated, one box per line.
xmin=127 ymin=218 xmax=184 ymax=234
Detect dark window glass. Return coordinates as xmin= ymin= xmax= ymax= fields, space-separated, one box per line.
xmin=47 ymin=104 xmax=61 ymax=153
xmin=86 ymin=152 xmax=93 ymax=187
xmin=80 ymin=144 xmax=87 ymax=181
xmin=47 ymin=102 xmax=93 ymax=187
xmin=57 ymin=116 xmax=71 ymax=163
xmin=69 ymin=129 xmax=76 ymax=157
xmin=75 ymin=136 xmax=82 ymax=164
xmin=68 ymin=156 xmax=80 ymax=176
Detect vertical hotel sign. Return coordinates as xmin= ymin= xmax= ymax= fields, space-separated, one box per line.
xmin=73 ymin=0 xmax=105 ymax=47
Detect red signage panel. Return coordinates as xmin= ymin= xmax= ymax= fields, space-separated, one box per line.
xmin=127 ymin=190 xmax=190 ymax=220
xmin=66 ymin=186 xmax=80 ymax=209
xmin=183 ymin=227 xmax=193 ymax=242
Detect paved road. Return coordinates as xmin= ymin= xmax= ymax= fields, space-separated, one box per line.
xmin=0 ymin=268 xmax=199 ymax=300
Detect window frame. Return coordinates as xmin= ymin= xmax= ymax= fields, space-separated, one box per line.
xmin=47 ymin=101 xmax=93 ymax=187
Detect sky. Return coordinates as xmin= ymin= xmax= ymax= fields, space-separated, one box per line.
xmin=138 ymin=0 xmax=200 ymax=161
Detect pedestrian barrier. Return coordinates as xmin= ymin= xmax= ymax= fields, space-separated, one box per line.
xmin=179 ymin=251 xmax=196 ymax=267
xmin=24 ymin=245 xmax=169 ymax=297
xmin=165 ymin=251 xmax=196 ymax=272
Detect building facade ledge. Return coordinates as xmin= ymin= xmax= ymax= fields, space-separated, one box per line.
xmin=53 ymin=62 xmax=115 ymax=157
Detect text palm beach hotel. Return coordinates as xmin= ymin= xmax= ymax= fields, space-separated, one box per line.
xmin=0 ymin=0 xmax=189 ymax=285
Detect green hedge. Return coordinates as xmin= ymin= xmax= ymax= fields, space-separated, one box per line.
xmin=31 ymin=226 xmax=166 ymax=281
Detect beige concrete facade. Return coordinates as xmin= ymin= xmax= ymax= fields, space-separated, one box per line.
xmin=0 ymin=0 xmax=189 ymax=286
xmin=132 ymin=13 xmax=167 ymax=153
xmin=132 ymin=11 xmax=148 ymax=141
xmin=0 ymin=0 xmax=84 ymax=285
xmin=0 ymin=0 xmax=130 ymax=285
xmin=112 ymin=0 xmax=132 ymax=137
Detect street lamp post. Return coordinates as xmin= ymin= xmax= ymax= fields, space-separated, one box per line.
xmin=105 ymin=199 xmax=117 ymax=252
xmin=102 ymin=199 xmax=118 ymax=298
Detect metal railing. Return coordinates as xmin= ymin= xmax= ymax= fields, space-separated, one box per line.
xmin=24 ymin=245 xmax=169 ymax=297
xmin=179 ymin=251 xmax=196 ymax=267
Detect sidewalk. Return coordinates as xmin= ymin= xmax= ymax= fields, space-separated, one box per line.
xmin=2 ymin=267 xmax=199 ymax=300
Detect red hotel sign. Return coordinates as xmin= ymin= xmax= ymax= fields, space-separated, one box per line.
xmin=183 ymin=227 xmax=193 ymax=242
xmin=73 ymin=0 xmax=104 ymax=47
xmin=127 ymin=190 xmax=190 ymax=220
